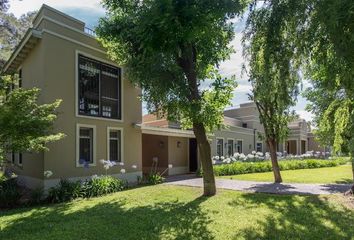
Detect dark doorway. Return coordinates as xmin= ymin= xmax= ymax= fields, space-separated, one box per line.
xmin=189 ymin=138 xmax=198 ymax=172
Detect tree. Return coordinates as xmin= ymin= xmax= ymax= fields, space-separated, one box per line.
xmin=0 ymin=88 xmax=65 ymax=165
xmin=243 ymin=1 xmax=300 ymax=183
xmin=97 ymin=0 xmax=247 ymax=196
xmin=0 ymin=1 xmax=36 ymax=68
xmin=296 ymin=0 xmax=354 ymax=186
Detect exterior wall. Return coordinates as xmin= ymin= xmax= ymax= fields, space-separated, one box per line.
xmin=210 ymin=126 xmax=265 ymax=156
xmin=142 ymin=134 xmax=168 ymax=175
xmin=168 ymin=136 xmax=189 ymax=175
xmin=9 ymin=6 xmax=142 ymax=188
xmin=308 ymin=134 xmax=326 ymax=152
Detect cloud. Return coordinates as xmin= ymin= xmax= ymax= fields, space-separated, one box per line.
xmin=8 ymin=0 xmax=104 ymax=17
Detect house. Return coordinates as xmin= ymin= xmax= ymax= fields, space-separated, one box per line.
xmin=2 ymin=5 xmax=327 ymax=189
xmin=3 ymin=5 xmax=142 ymax=189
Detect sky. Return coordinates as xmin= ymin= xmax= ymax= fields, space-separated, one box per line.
xmin=8 ymin=0 xmax=313 ymax=122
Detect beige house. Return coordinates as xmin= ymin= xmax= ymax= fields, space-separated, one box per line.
xmin=3 ymin=5 xmax=142 ymax=189
xmin=3 ymin=5 xmax=327 ymax=189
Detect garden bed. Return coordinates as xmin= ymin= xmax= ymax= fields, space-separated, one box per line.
xmin=213 ymin=158 xmax=348 ymax=176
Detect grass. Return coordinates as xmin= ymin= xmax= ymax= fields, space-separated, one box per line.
xmin=1 ymin=185 xmax=354 ymax=240
xmin=219 ymin=164 xmax=353 ymax=184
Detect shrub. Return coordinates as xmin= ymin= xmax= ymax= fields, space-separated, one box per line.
xmin=30 ymin=187 xmax=45 ymax=205
xmin=47 ymin=179 xmax=83 ymax=203
xmin=0 ymin=175 xmax=21 ymax=208
xmin=146 ymin=173 xmax=165 ymax=185
xmin=82 ymin=175 xmax=126 ymax=198
xmin=213 ymin=158 xmax=348 ymax=176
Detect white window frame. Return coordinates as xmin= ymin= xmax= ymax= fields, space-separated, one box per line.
xmin=75 ymin=50 xmax=124 ymax=123
xmin=216 ymin=137 xmax=224 ymax=157
xmin=227 ymin=138 xmax=234 ymax=157
xmin=256 ymin=141 xmax=263 ymax=153
xmin=236 ymin=139 xmax=243 ymax=154
xmin=76 ymin=124 xmax=97 ymax=167
xmin=107 ymin=127 xmax=124 ymax=163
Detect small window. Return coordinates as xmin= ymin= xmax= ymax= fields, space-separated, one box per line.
xmin=18 ymin=69 xmax=22 ymax=88
xmin=11 ymin=152 xmax=23 ymax=166
xmin=242 ymin=123 xmax=248 ymax=128
xmin=79 ymin=127 xmax=94 ymax=164
xmin=216 ymin=138 xmax=224 ymax=157
xmin=108 ymin=129 xmax=122 ymax=162
xmin=18 ymin=153 xmax=22 ymax=165
xmin=11 ymin=152 xmax=15 ymax=164
xmin=256 ymin=142 xmax=263 ymax=152
xmin=236 ymin=140 xmax=243 ymax=153
xmin=227 ymin=139 xmax=234 ymax=156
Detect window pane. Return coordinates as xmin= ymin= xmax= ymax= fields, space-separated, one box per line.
xmin=217 ymin=139 xmax=223 ymax=157
xmin=227 ymin=139 xmax=234 ymax=156
xmin=237 ymin=141 xmax=243 ymax=153
xmin=79 ymin=127 xmax=93 ymax=164
xmin=78 ymin=56 xmax=100 ymax=116
xmin=109 ymin=130 xmax=121 ymax=162
xmin=78 ymin=55 xmax=121 ymax=119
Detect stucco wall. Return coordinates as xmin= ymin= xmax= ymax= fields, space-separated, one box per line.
xmin=142 ymin=134 xmax=168 ymax=175
xmin=168 ymin=136 xmax=189 ymax=175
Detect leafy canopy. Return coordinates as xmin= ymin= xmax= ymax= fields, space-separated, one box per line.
xmin=97 ymin=0 xmax=247 ymax=131
xmin=243 ymin=1 xmax=300 ymax=142
xmin=0 ymin=88 xmax=64 ymax=156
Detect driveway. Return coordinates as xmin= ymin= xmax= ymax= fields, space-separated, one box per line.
xmin=165 ymin=175 xmax=352 ymax=195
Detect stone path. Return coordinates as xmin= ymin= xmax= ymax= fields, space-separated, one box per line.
xmin=165 ymin=174 xmax=352 ymax=195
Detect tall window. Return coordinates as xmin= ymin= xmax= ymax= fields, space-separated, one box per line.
xmin=78 ymin=54 xmax=121 ymax=119
xmin=227 ymin=139 xmax=234 ymax=156
xmin=18 ymin=69 xmax=22 ymax=88
xmin=216 ymin=138 xmax=224 ymax=157
xmin=256 ymin=142 xmax=263 ymax=152
xmin=79 ymin=127 xmax=94 ymax=164
xmin=108 ymin=129 xmax=122 ymax=162
xmin=236 ymin=140 xmax=243 ymax=153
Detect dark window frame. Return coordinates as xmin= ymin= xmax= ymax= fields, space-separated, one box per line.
xmin=79 ymin=126 xmax=94 ymax=165
xmin=78 ymin=54 xmax=122 ymax=120
xmin=108 ymin=129 xmax=122 ymax=162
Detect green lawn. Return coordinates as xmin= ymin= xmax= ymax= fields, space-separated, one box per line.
xmin=1 ymin=185 xmax=353 ymax=240
xmin=219 ymin=164 xmax=353 ymax=184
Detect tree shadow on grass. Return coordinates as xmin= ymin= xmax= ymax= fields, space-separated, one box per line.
xmin=0 ymin=194 xmax=213 ymax=240
xmin=335 ymin=178 xmax=353 ymax=184
xmin=229 ymin=193 xmax=354 ymax=240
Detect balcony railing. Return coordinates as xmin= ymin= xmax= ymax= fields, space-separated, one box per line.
xmin=84 ymin=27 xmax=97 ymax=37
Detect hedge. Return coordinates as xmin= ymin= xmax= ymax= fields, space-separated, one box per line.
xmin=213 ymin=158 xmax=349 ymax=176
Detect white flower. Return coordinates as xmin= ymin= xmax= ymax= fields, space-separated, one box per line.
xmin=100 ymin=159 xmax=106 ymax=164
xmin=256 ymin=152 xmax=263 ymax=156
xmin=251 ymin=151 xmax=256 ymax=155
xmin=119 ymin=162 xmax=124 ymax=166
xmin=212 ymin=160 xmax=216 ymax=164
xmin=220 ymin=156 xmax=225 ymax=160
xmin=132 ymin=165 xmax=137 ymax=169
xmin=91 ymin=174 xmax=99 ymax=179
xmin=44 ymin=170 xmax=53 ymax=178
xmin=168 ymin=164 xmax=173 ymax=169
xmin=233 ymin=152 xmax=240 ymax=158
xmin=215 ymin=156 xmax=220 ymax=160
xmin=120 ymin=168 xmax=126 ymax=174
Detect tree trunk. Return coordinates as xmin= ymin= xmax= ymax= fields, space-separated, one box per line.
xmin=267 ymin=138 xmax=282 ymax=183
xmin=193 ymin=122 xmax=216 ymax=196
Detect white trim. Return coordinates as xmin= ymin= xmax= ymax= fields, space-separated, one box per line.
xmin=34 ymin=16 xmax=94 ymax=38
xmin=107 ymin=127 xmax=124 ymax=163
xmin=75 ymin=50 xmax=124 ymax=123
xmin=42 ymin=30 xmax=106 ymax=54
xmin=33 ymin=4 xmax=85 ymax=27
xmin=219 ymin=128 xmax=258 ymax=135
xmin=76 ymin=124 xmax=97 ymax=167
xmin=141 ymin=125 xmax=194 ymax=138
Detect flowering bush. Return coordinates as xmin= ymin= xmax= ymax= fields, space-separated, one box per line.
xmin=82 ymin=175 xmax=126 ymax=198
xmin=212 ymin=158 xmax=348 ymax=176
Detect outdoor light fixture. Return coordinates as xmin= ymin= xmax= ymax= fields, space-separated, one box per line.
xmin=159 ymin=141 xmax=164 ymax=148
xmin=177 ymin=141 xmax=181 ymax=148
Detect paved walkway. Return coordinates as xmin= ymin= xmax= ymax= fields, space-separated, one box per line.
xmin=165 ymin=175 xmax=352 ymax=195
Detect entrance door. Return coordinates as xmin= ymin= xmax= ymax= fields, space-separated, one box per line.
xmin=189 ymin=138 xmax=198 ymax=172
